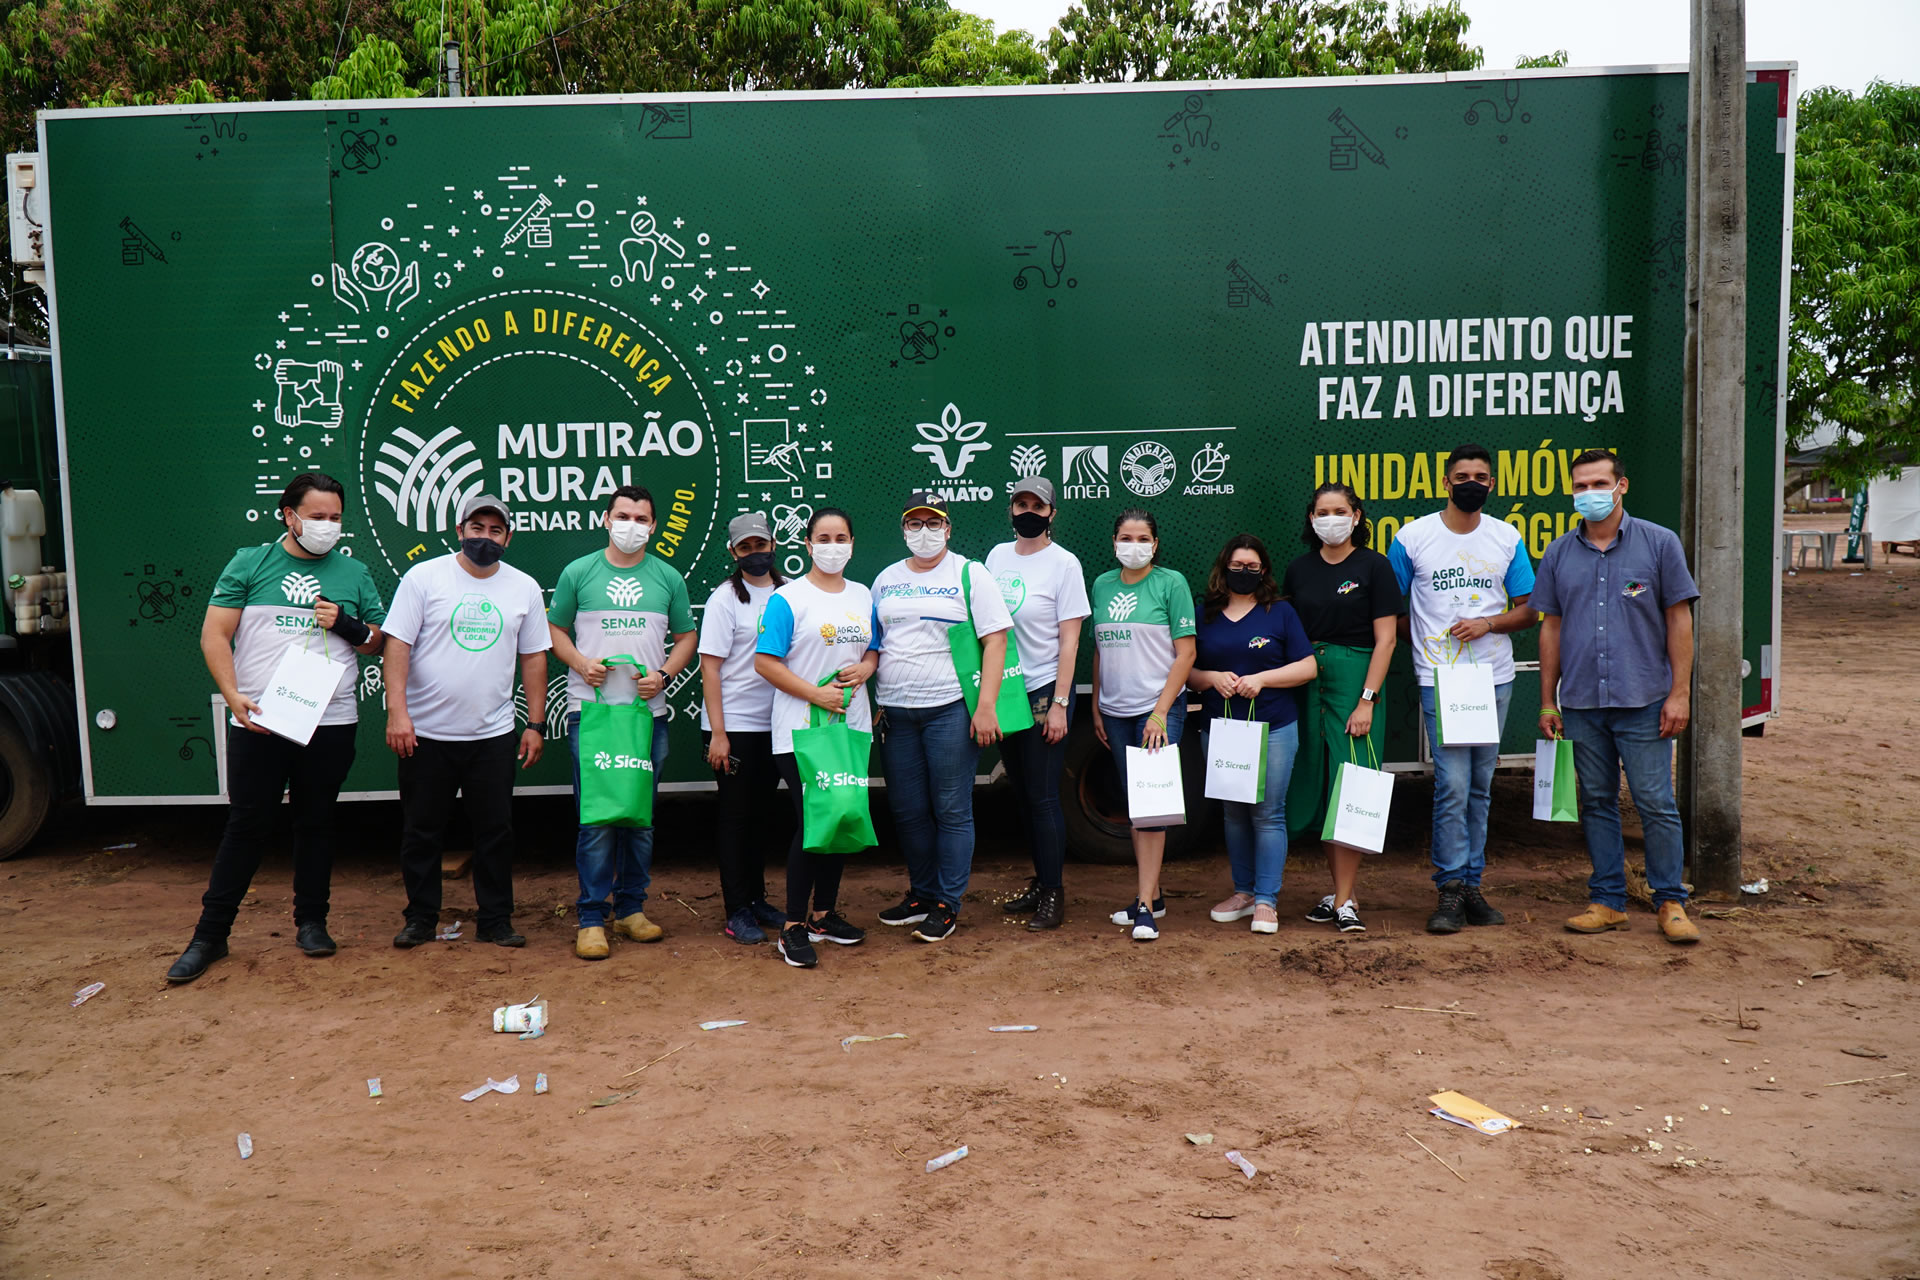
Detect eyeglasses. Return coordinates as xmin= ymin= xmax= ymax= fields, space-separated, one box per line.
xmin=903 ymin=517 xmax=949 ymax=532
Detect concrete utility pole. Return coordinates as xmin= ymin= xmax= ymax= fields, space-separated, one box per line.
xmin=1680 ymin=0 xmax=1747 ymax=897
xmin=444 ymin=42 xmax=464 ymax=99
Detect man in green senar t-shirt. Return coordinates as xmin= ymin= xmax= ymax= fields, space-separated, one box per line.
xmin=166 ymin=473 xmax=387 ymax=983
xmin=548 ymin=484 xmax=698 ymax=960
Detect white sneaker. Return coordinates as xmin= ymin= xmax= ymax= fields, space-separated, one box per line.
xmin=1129 ymin=901 xmax=1160 ymax=941
xmin=1305 ymin=895 xmax=1338 ymax=924
xmin=1111 ymin=895 xmax=1166 ymax=925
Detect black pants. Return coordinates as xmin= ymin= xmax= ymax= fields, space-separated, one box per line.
xmin=997 ymin=681 xmax=1072 ymax=889
xmin=704 ymin=729 xmax=777 ymax=916
xmin=194 ymin=722 xmax=358 ymax=943
xmin=398 ymin=732 xmax=518 ymax=932
xmin=775 ymin=752 xmax=844 ymax=921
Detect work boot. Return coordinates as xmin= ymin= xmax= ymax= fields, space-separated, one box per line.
xmin=296 ymin=921 xmax=336 ymax=956
xmin=612 ymin=912 xmax=664 ymax=943
xmin=166 ymin=937 xmax=228 ymax=983
xmin=1028 ymin=886 xmax=1066 ymax=931
xmin=1427 ymin=881 xmax=1467 ymax=934
xmin=1461 ymin=884 xmax=1505 ymax=926
xmin=1002 ymin=877 xmax=1042 ymax=914
xmin=1566 ymin=903 xmax=1630 ymax=934
xmin=1658 ymin=902 xmax=1701 ymax=945
xmin=575 ymin=926 xmax=610 ymax=960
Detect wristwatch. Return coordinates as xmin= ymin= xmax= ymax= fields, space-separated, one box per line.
xmin=1359 ymin=687 xmax=1377 ymax=703
xmin=1052 ymin=695 xmax=1069 ymax=707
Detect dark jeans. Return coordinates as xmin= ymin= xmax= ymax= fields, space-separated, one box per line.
xmin=880 ymin=698 xmax=982 ymax=909
xmin=1105 ymin=699 xmax=1188 ymax=833
xmin=998 ymin=682 xmax=1073 ymax=889
xmin=193 ymin=722 xmax=358 ymax=943
xmin=398 ymin=732 xmax=518 ymax=933
xmin=775 ymin=752 xmax=845 ymax=920
xmin=705 ymin=729 xmax=776 ymax=915
xmin=567 ymin=711 xmax=669 ymax=926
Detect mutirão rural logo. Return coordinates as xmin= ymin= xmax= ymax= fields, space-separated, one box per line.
xmin=280 ymin=571 xmax=324 ymax=605
xmin=606 ymin=576 xmax=644 ymax=608
xmin=1107 ymin=591 xmax=1139 ymax=622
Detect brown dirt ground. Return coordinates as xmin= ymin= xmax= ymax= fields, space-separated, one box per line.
xmin=3 ymin=538 xmax=1917 ymax=1280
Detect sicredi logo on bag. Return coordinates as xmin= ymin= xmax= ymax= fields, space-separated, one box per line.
xmin=591 ymin=751 xmax=654 ymax=771
xmin=1212 ymin=757 xmax=1251 ymax=772
xmin=814 ymin=770 xmax=868 ymax=790
xmin=969 ymin=662 xmax=1022 ymax=688
xmin=274 ymin=686 xmax=321 ymax=709
xmin=1343 ymin=799 xmax=1384 ymax=820
xmin=1447 ymin=700 xmax=1490 ymax=714
xmin=1137 ymin=776 xmax=1177 ymax=792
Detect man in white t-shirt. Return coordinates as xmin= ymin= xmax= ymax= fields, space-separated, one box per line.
xmin=1387 ymin=443 xmax=1537 ymax=934
xmin=383 ymin=493 xmax=552 ymax=949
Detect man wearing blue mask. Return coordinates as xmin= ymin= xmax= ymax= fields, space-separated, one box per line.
xmin=1533 ymin=449 xmax=1702 ymax=945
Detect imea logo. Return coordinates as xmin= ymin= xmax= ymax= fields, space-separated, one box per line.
xmin=910 ymin=402 xmax=995 ymax=501
xmin=591 ymin=751 xmax=655 ymax=772
xmin=814 ymin=770 xmax=869 ymax=791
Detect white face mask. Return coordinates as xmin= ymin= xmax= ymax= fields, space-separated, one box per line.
xmin=1114 ymin=541 xmax=1154 ymax=569
xmin=1312 ymin=514 xmax=1355 ymax=546
xmin=810 ymin=542 xmax=853 ymax=574
xmin=609 ymin=519 xmax=651 ymax=553
xmin=291 ymin=513 xmax=342 ymax=556
xmin=904 ymin=527 xmax=947 ymax=559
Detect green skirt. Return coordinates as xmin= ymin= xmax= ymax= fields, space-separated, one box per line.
xmin=1287 ymin=642 xmax=1386 ymax=838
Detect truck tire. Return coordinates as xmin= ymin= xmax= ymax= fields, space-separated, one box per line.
xmin=0 ymin=714 xmax=53 ymax=860
xmin=1062 ymin=711 xmax=1215 ymax=865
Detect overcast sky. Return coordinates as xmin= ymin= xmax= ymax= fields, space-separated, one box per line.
xmin=969 ymin=0 xmax=1918 ymax=96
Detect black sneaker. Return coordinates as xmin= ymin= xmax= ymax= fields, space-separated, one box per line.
xmin=478 ymin=924 xmax=526 ymax=948
xmin=777 ymin=923 xmax=818 ymax=968
xmin=1002 ymin=877 xmax=1043 ymax=914
xmin=1304 ymin=894 xmax=1338 ymax=924
xmin=1110 ymin=896 xmax=1166 ymax=925
xmin=911 ymin=902 xmax=957 ymax=943
xmin=1336 ymin=901 xmax=1367 ymax=934
xmin=878 ymin=894 xmax=930 ymax=927
xmin=807 ymin=910 xmax=866 ymax=946
xmin=296 ymin=921 xmax=336 ymax=956
xmin=1461 ymin=884 xmax=1505 ymax=927
xmin=1129 ymin=900 xmax=1160 ymax=941
xmin=1427 ymin=881 xmax=1467 ymax=934
xmin=393 ymin=919 xmax=435 ymax=948
xmin=748 ymin=899 xmax=788 ymax=930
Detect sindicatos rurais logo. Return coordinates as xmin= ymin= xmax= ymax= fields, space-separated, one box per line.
xmin=1120 ymin=441 xmax=1176 ymax=497
xmin=280 ymin=572 xmax=324 ymax=605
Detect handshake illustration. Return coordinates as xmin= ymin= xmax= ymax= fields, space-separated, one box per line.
xmin=274 ymin=359 xmax=344 ymax=430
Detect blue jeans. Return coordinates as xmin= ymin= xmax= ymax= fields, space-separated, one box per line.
xmin=998 ymin=682 xmax=1073 ymax=889
xmin=880 ymin=699 xmax=981 ymax=909
xmin=1105 ymin=699 xmax=1188 ymax=833
xmin=1562 ymin=702 xmax=1687 ymax=908
xmin=1204 ymin=719 xmax=1299 ymax=907
xmin=567 ymin=711 xmax=670 ymax=927
xmin=1418 ymin=680 xmax=1513 ymax=888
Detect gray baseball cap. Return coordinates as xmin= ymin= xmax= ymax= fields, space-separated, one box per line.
xmin=728 ymin=511 xmax=774 ymax=545
xmin=1011 ymin=476 xmax=1056 ymax=505
xmin=457 ymin=491 xmax=512 ymax=525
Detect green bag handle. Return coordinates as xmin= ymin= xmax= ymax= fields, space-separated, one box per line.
xmin=807 ymin=670 xmax=854 ymax=728
xmin=1342 ymin=733 xmax=1380 ymax=771
xmin=1229 ymin=694 xmax=1258 ymax=721
xmin=589 ymin=654 xmax=647 ymax=703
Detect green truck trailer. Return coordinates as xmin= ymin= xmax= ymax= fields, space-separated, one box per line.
xmin=2 ymin=64 xmax=1793 ymax=861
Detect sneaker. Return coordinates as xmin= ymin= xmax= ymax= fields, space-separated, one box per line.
xmin=1427 ymin=881 xmax=1467 ymax=934
xmin=1002 ymin=877 xmax=1043 ymax=914
xmin=911 ymin=902 xmax=957 ymax=943
xmin=807 ymin=910 xmax=867 ymax=946
xmin=725 ymin=907 xmax=766 ymax=945
xmin=777 ymin=923 xmax=818 ymax=968
xmin=1460 ymin=884 xmax=1505 ymax=927
xmin=1129 ymin=900 xmax=1159 ymax=941
xmin=1211 ymin=892 xmax=1257 ymax=923
xmin=748 ymin=899 xmax=788 ymax=930
xmin=478 ymin=923 xmax=526 ymax=948
xmin=1250 ymin=903 xmax=1279 ymax=934
xmin=1110 ymin=896 xmax=1166 ymax=925
xmin=1336 ymin=901 xmax=1367 ymax=933
xmin=878 ymin=894 xmax=930 ymax=927
xmin=392 ymin=919 xmax=435 ymax=949
xmin=1305 ymin=894 xmax=1338 ymax=924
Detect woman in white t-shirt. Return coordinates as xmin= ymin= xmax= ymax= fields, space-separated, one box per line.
xmin=984 ymin=477 xmax=1090 ymax=931
xmin=698 ymin=512 xmax=790 ymax=948
xmin=751 ymin=508 xmax=878 ymax=970
xmin=870 ymin=491 xmax=1015 ymax=945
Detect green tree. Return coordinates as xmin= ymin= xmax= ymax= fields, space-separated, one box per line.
xmin=1789 ymin=81 xmax=1920 ymax=488
xmin=1514 ymin=49 xmax=1567 ymax=69
xmin=889 ymin=13 xmax=1047 ymax=87
xmin=309 ymin=33 xmax=420 ymax=99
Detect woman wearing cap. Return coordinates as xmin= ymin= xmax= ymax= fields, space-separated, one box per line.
xmin=1281 ymin=482 xmax=1399 ymax=934
xmin=986 ymin=478 xmax=1090 ymax=930
xmin=1091 ymin=508 xmax=1196 ymax=941
xmin=871 ymin=492 xmax=1016 ymax=944
xmin=752 ymin=508 xmax=877 ymax=969
xmin=1189 ymin=534 xmax=1317 ymax=935
xmin=699 ymin=512 xmax=790 ymax=945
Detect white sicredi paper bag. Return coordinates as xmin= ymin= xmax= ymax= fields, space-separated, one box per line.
xmin=1433 ymin=662 xmax=1500 ymax=746
xmin=1125 ymin=744 xmax=1187 ymax=828
xmin=247 ymin=641 xmax=340 ymax=746
xmin=1203 ymin=714 xmax=1266 ymax=804
xmin=1326 ymin=760 xmax=1394 ymax=854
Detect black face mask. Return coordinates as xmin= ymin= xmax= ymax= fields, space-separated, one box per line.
xmin=1011 ymin=511 xmax=1052 ymax=539
xmin=1449 ymin=480 xmax=1492 ymax=513
xmin=461 ymin=536 xmax=506 ymax=567
xmin=1225 ymin=567 xmax=1263 ymax=596
xmin=737 ymin=551 xmax=776 ymax=577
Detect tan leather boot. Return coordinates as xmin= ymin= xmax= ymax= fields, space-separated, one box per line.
xmin=612 ymin=912 xmax=664 ymax=943
xmin=575 ymin=926 xmax=610 ymax=960
xmin=1658 ymin=902 xmax=1701 ymax=944
xmin=1565 ymin=903 xmax=1630 ymax=933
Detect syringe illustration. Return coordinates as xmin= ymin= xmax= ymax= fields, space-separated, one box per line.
xmin=1328 ymin=108 xmax=1388 ymax=168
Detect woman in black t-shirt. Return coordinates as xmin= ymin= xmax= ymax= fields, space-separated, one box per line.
xmin=1280 ymin=482 xmax=1401 ymax=934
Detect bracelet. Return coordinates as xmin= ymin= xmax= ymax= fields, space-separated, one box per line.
xmin=1539 ymin=706 xmax=1558 ymax=716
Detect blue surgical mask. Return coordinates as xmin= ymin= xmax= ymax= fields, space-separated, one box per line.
xmin=1572 ymin=486 xmax=1620 ymax=522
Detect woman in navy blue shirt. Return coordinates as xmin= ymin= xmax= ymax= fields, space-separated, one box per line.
xmin=1186 ymin=534 xmax=1317 ymax=933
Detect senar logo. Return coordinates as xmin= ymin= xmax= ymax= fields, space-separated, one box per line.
xmin=1107 ymin=591 xmax=1139 ymax=622
xmin=606 ymin=576 xmax=645 ymax=608
xmin=280 ymin=571 xmax=324 ymax=605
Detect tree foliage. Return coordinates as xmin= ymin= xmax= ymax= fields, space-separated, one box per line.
xmin=1789 ymin=81 xmax=1920 ymax=487
xmin=1513 ymin=49 xmax=1566 ymax=69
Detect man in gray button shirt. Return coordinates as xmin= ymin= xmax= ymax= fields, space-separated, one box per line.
xmin=1534 ymin=449 xmax=1702 ymax=944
